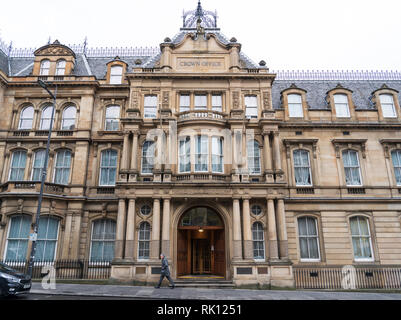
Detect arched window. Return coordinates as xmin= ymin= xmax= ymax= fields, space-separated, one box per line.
xmin=61 ymin=106 xmax=76 ymax=130
xmin=138 ymin=222 xmax=151 ymax=260
xmin=9 ymin=150 xmax=27 ymax=181
xmin=54 ymin=149 xmax=72 ymax=185
xmin=110 ymin=65 xmax=123 ymax=84
xmin=334 ymin=94 xmax=350 ymax=118
xmin=350 ymin=216 xmax=373 ymax=261
xmin=55 ymin=59 xmax=66 ymax=75
xmin=247 ymin=140 xmax=261 ymax=175
xmin=18 ymin=106 xmax=34 ymax=130
xmin=298 ymin=216 xmax=320 ymax=261
xmin=40 ymin=105 xmax=54 ymax=130
xmin=252 ymin=222 xmax=265 ymax=260
xmin=293 ymin=149 xmax=312 ymax=186
xmin=288 ymin=94 xmax=303 ymax=118
xmin=391 ymin=150 xmax=401 ymax=185
xmin=104 ymin=105 xmax=120 ymax=131
xmin=36 ymin=217 xmax=59 ymax=261
xmin=179 ymin=136 xmax=191 ymax=173
xmin=99 ymin=149 xmax=117 ymax=186
xmin=31 ymin=149 xmax=46 ymax=181
xmin=342 ymin=150 xmax=362 ymax=186
xmin=40 ymin=59 xmax=50 ymax=76
xmin=5 ymin=215 xmax=31 ymax=261
xmin=212 ymin=137 xmax=223 ymax=173
xmin=90 ymin=219 xmax=116 ymax=262
xmin=380 ymin=94 xmax=396 ymax=118
xmin=141 ymin=141 xmax=155 ymax=174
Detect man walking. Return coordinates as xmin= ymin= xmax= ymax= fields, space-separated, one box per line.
xmin=155 ymin=253 xmax=175 ymax=289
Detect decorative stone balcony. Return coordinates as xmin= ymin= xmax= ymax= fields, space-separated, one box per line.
xmin=177 ymin=110 xmax=227 ymax=123
xmin=1 ymin=181 xmax=67 ymax=195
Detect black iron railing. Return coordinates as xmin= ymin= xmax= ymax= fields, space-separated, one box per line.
xmin=0 ymin=259 xmax=111 ymax=280
xmin=294 ymin=265 xmax=401 ymax=289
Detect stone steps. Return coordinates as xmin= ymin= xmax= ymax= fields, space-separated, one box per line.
xmin=174 ymin=279 xmax=235 ymax=289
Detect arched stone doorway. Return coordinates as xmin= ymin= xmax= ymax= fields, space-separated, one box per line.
xmin=177 ymin=207 xmax=225 ymax=277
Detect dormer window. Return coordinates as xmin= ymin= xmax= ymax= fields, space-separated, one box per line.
xmin=40 ymin=60 xmax=50 ymax=75
xmin=56 ymin=59 xmax=66 ymax=75
xmin=334 ymin=94 xmax=350 ymax=118
xmin=288 ymin=94 xmax=303 ymax=118
xmin=380 ymin=94 xmax=396 ymax=118
xmin=110 ymin=65 xmax=123 ymax=84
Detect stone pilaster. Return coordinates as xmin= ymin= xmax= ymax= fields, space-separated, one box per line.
xmin=151 ymin=198 xmax=161 ymax=260
xmin=267 ymin=198 xmax=279 ymax=261
xmin=232 ymin=198 xmax=242 ymax=260
xmin=125 ymin=198 xmax=136 ymax=260
xmin=161 ymin=198 xmax=171 ymax=257
xmin=114 ymin=199 xmax=127 ymax=260
xmin=276 ymin=198 xmax=289 ymax=260
xmin=242 ymin=197 xmax=253 ymax=260
xmin=263 ymin=131 xmax=274 ymax=183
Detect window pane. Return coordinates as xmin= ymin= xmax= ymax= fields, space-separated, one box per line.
xmin=180 ymin=95 xmax=190 ymax=112
xmin=288 ymin=94 xmax=303 ymax=118
xmin=144 ymin=95 xmax=158 ymax=118
xmin=40 ymin=106 xmax=54 ymax=130
xmin=392 ymin=150 xmax=401 ymax=185
xmin=380 ymin=95 xmax=396 ymax=118
xmin=247 ymin=140 xmax=261 ymax=174
xmin=6 ymin=216 xmax=31 ymax=261
xmin=61 ymin=106 xmax=76 ymax=130
xmin=32 ymin=150 xmax=45 ymax=181
xmin=194 ymin=95 xmax=207 ymax=109
xmin=19 ymin=106 xmax=34 ymax=130
xmin=142 ymin=141 xmax=155 ymax=174
xmin=100 ymin=150 xmax=117 ymax=185
xmin=90 ymin=219 xmax=116 ymax=261
xmin=105 ymin=106 xmax=120 ymax=131
xmin=212 ymin=95 xmax=222 ymax=111
xmin=110 ymin=66 xmax=123 ymax=84
xmin=10 ymin=151 xmax=27 ymax=181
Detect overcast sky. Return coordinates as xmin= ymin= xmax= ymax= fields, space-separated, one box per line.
xmin=0 ymin=0 xmax=400 ymax=71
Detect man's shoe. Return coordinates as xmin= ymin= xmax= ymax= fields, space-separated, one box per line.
xmin=170 ymin=286 xmax=175 ymax=289
xmin=154 ymin=286 xmax=160 ymax=289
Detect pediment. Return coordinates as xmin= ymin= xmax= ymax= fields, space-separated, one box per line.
xmin=173 ymin=33 xmax=231 ymax=53
xmin=163 ymin=32 xmax=240 ymax=73
xmin=34 ymin=41 xmax=76 ymax=58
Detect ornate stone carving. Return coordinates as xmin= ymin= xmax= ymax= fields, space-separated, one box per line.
xmin=263 ymin=91 xmax=270 ymax=110
xmin=232 ymin=91 xmax=240 ymax=109
xmin=162 ymin=91 xmax=170 ymax=109
xmin=130 ymin=91 xmax=140 ymax=109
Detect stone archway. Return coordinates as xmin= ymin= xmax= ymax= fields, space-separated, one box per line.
xmin=176 ymin=206 xmax=226 ymax=278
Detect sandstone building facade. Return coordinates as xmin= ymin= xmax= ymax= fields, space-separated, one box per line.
xmin=0 ymin=2 xmax=400 ymax=288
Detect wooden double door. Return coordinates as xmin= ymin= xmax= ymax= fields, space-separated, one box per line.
xmin=177 ymin=228 xmax=225 ymax=277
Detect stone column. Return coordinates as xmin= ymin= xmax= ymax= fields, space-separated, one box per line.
xmin=121 ymin=132 xmax=130 ymax=171
xmin=232 ymin=198 xmax=242 ymax=260
xmin=1 ymin=153 xmax=10 ymax=182
xmin=273 ymin=132 xmax=282 ymax=172
xmin=263 ymin=131 xmax=274 ymax=183
xmin=61 ymin=213 xmax=73 ymax=259
xmin=161 ymin=198 xmax=171 ymax=257
xmin=70 ymin=212 xmax=82 ymax=259
xmin=115 ymin=199 xmax=127 ymax=260
xmin=242 ymin=197 xmax=253 ymax=259
xmin=267 ymin=198 xmax=279 ymax=260
xmin=151 ymin=198 xmax=161 ymax=259
xmin=276 ymin=198 xmax=288 ymax=260
xmin=125 ymin=198 xmax=136 ymax=260
xmin=130 ymin=131 xmax=139 ymax=171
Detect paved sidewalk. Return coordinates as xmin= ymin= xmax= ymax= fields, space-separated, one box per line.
xmin=30 ymin=283 xmax=401 ymax=300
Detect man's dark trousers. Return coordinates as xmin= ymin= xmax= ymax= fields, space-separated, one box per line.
xmin=156 ymin=256 xmax=175 ymax=287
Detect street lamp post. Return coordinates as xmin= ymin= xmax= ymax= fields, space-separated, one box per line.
xmin=27 ymin=80 xmax=57 ymax=278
